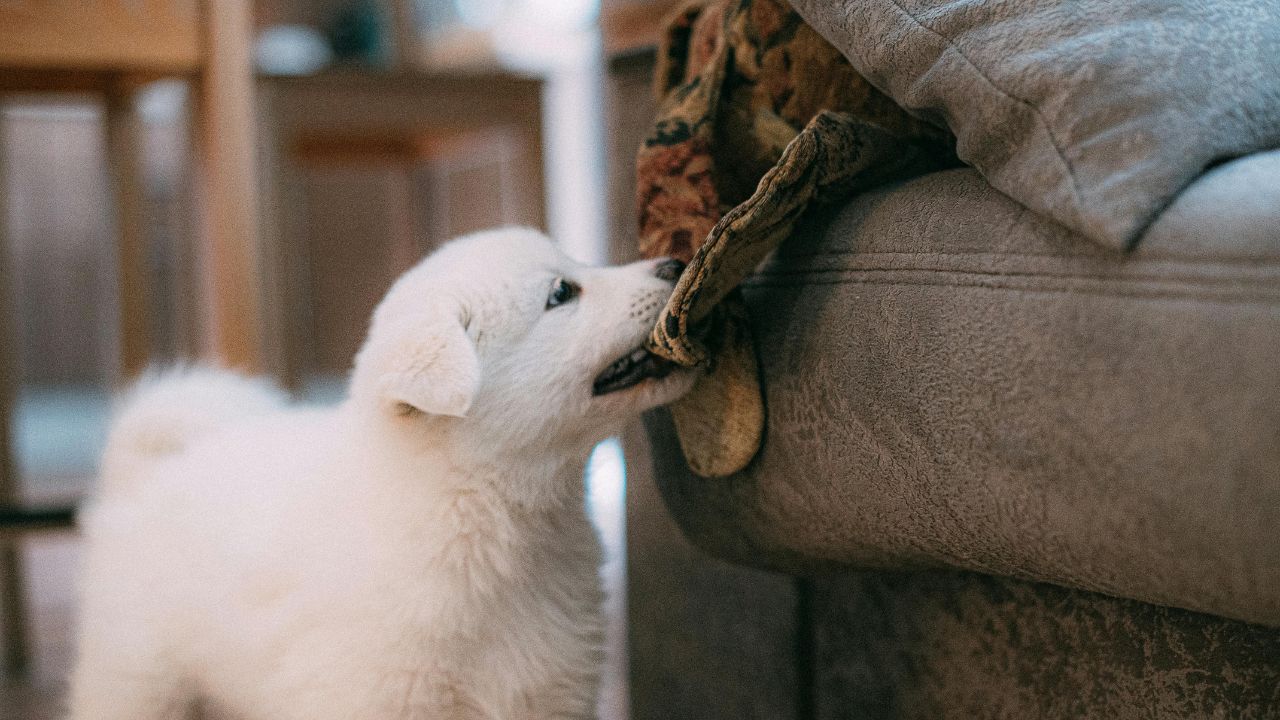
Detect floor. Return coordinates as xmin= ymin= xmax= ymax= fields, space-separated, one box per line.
xmin=1 ymin=536 xmax=78 ymax=720
xmin=2 ymin=382 xmax=630 ymax=718
xmin=2 ymin=385 xmax=108 ymax=719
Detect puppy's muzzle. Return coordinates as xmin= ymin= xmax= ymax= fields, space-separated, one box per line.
xmin=654 ymin=258 xmax=686 ymax=282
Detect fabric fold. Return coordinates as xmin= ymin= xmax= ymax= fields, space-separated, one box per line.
xmin=636 ymin=0 xmax=952 ymax=477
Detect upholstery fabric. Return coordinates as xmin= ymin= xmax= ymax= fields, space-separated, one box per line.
xmin=637 ymin=0 xmax=947 ymax=263
xmin=807 ymin=571 xmax=1280 ymax=719
xmin=647 ymin=150 xmax=1280 ymax=627
xmin=634 ymin=411 xmax=1280 ymax=719
xmin=635 ymin=0 xmax=952 ymax=476
xmin=790 ymin=0 xmax=1280 ymax=250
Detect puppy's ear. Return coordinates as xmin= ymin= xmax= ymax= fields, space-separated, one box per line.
xmin=355 ymin=314 xmax=480 ymax=418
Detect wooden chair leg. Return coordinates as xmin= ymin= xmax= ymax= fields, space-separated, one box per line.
xmin=0 ymin=111 xmax=31 ymax=677
xmin=193 ymin=0 xmax=266 ymax=374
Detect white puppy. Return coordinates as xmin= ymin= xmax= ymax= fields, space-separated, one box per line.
xmin=68 ymin=227 xmax=695 ymax=720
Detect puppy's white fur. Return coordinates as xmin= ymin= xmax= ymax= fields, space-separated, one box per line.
xmin=69 ymin=228 xmax=695 ymax=720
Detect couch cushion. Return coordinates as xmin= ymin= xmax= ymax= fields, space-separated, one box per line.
xmin=648 ymin=150 xmax=1280 ymax=626
xmin=789 ymin=0 xmax=1280 ymax=251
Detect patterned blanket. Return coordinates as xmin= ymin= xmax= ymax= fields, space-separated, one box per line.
xmin=637 ymin=0 xmax=954 ymax=476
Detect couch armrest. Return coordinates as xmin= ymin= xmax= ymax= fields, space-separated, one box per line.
xmin=649 ymin=151 xmax=1280 ymax=626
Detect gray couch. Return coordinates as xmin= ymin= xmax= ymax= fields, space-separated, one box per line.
xmin=665 ymin=153 xmax=1280 ymax=628
xmin=631 ymin=154 xmax=1280 ymax=719
xmin=611 ymin=2 xmax=1280 ymax=714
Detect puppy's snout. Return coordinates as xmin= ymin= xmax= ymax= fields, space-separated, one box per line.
xmin=654 ymin=258 xmax=686 ymax=282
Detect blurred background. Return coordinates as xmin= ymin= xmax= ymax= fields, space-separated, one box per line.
xmin=0 ymin=0 xmax=674 ymax=716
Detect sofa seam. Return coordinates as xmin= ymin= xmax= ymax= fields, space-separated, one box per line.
xmin=779 ymin=249 xmax=1280 ymax=267
xmin=757 ymin=263 xmax=1280 ymax=286
xmin=745 ymin=273 xmax=1280 ymax=305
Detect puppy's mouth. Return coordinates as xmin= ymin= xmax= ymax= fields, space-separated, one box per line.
xmin=592 ymin=346 xmax=675 ymax=396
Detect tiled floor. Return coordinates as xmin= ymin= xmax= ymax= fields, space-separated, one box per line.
xmin=2 ymin=383 xmax=630 ymax=718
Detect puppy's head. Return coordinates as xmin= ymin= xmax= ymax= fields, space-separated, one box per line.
xmin=349 ymin=228 xmax=697 ymax=454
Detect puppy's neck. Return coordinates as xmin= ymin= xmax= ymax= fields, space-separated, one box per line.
xmin=349 ymin=404 xmax=591 ymax=512
xmin=452 ymin=454 xmax=588 ymax=512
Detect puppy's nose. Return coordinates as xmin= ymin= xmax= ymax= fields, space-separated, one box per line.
xmin=654 ymin=258 xmax=686 ymax=282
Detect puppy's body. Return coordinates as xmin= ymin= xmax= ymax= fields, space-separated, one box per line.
xmin=70 ymin=229 xmax=694 ymax=720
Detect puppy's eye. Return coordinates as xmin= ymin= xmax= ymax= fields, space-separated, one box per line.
xmin=546 ymin=278 xmax=580 ymax=309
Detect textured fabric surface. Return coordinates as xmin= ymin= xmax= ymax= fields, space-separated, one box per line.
xmin=637 ymin=0 xmax=947 ymax=263
xmin=809 ymin=571 xmax=1280 ymax=719
xmin=635 ymin=412 xmax=1280 ymax=719
xmin=791 ymin=0 xmax=1280 ymax=250
xmin=635 ymin=0 xmax=950 ymax=476
xmin=651 ymin=111 xmax=947 ymax=366
xmin=616 ymin=44 xmax=1280 ymax=719
xmin=648 ymin=149 xmax=1280 ymax=627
